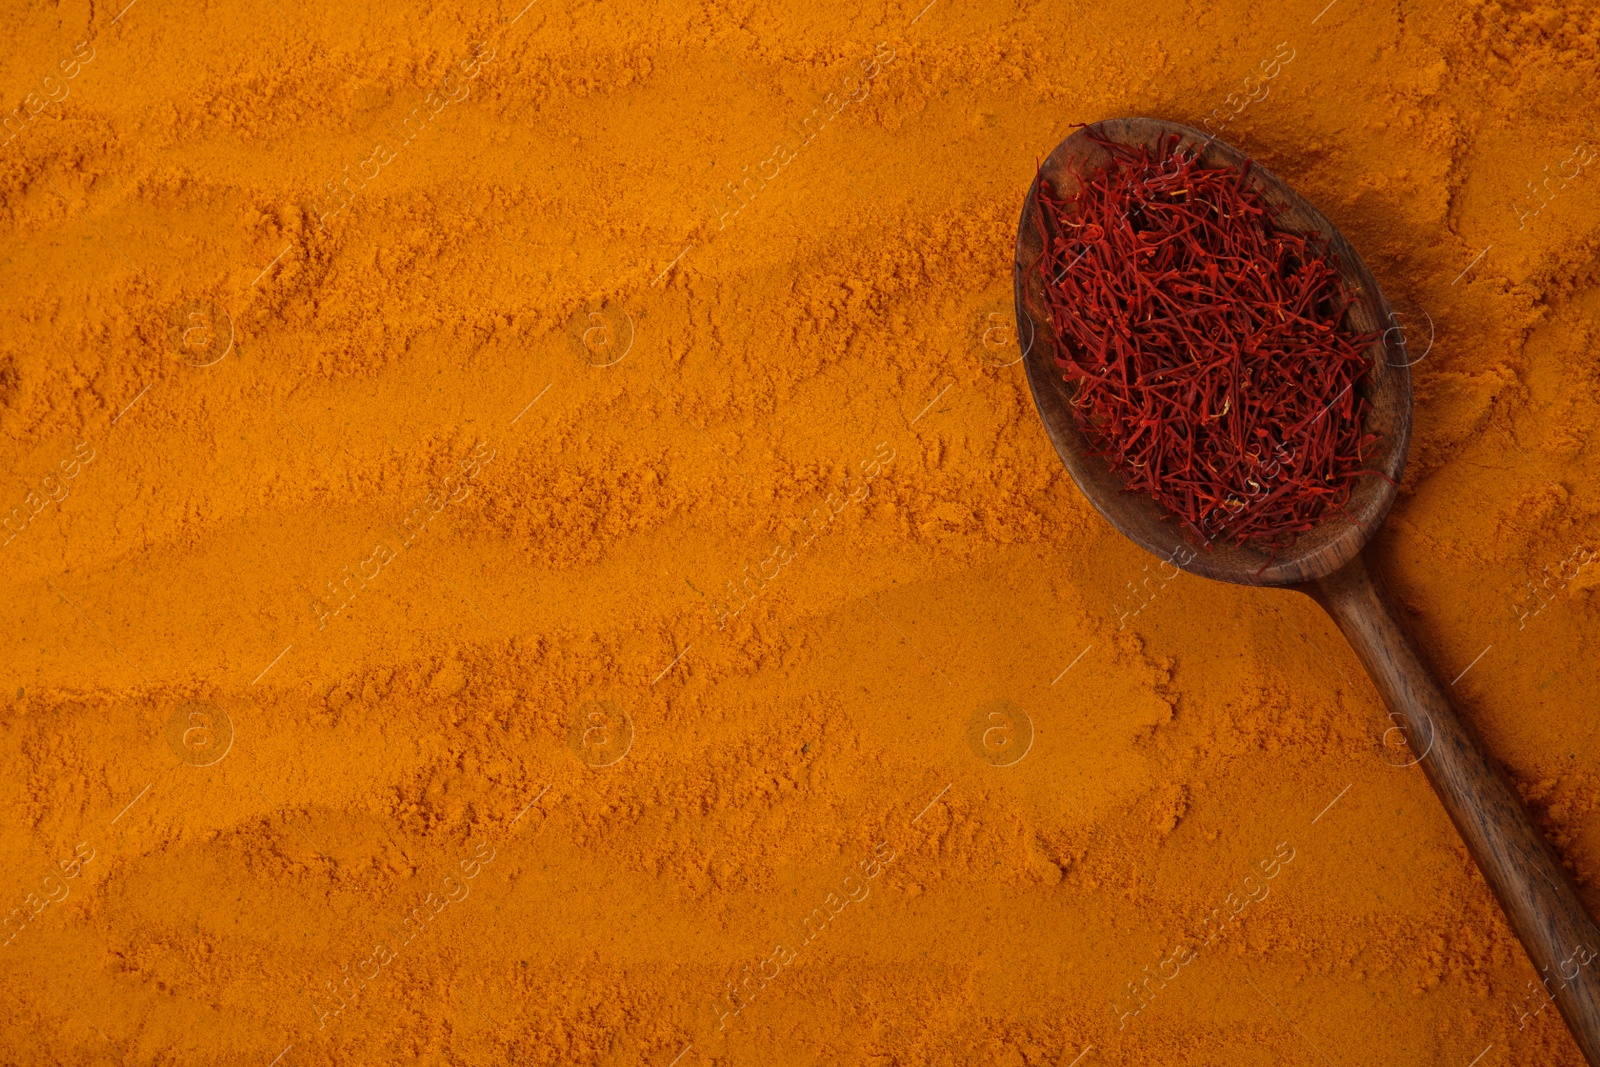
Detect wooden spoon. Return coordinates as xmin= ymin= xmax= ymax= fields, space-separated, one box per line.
xmin=1015 ymin=116 xmax=1600 ymax=1063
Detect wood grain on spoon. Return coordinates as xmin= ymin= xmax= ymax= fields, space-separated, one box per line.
xmin=1015 ymin=116 xmax=1600 ymax=1064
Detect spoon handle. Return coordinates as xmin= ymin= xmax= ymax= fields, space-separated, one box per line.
xmin=1309 ymin=550 xmax=1600 ymax=1064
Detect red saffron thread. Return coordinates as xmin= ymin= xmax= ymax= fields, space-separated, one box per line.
xmin=1034 ymin=128 xmax=1381 ymax=550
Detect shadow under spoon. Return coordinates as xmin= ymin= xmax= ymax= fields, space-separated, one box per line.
xmin=1015 ymin=116 xmax=1600 ymax=1064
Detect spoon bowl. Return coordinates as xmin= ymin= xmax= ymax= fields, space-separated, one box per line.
xmin=1015 ymin=117 xmax=1600 ymax=1065
xmin=1014 ymin=116 xmax=1410 ymax=585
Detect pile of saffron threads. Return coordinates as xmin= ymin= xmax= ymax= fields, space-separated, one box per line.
xmin=1034 ymin=131 xmax=1381 ymax=550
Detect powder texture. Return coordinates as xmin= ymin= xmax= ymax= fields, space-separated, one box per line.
xmin=0 ymin=0 xmax=1598 ymax=1064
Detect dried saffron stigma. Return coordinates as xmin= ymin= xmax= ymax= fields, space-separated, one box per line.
xmin=1034 ymin=130 xmax=1382 ymax=550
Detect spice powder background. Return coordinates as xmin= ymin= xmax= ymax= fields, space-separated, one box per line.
xmin=1 ymin=0 xmax=1598 ymax=1063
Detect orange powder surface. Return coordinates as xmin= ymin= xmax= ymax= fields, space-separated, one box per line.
xmin=1 ymin=0 xmax=1598 ymax=1063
